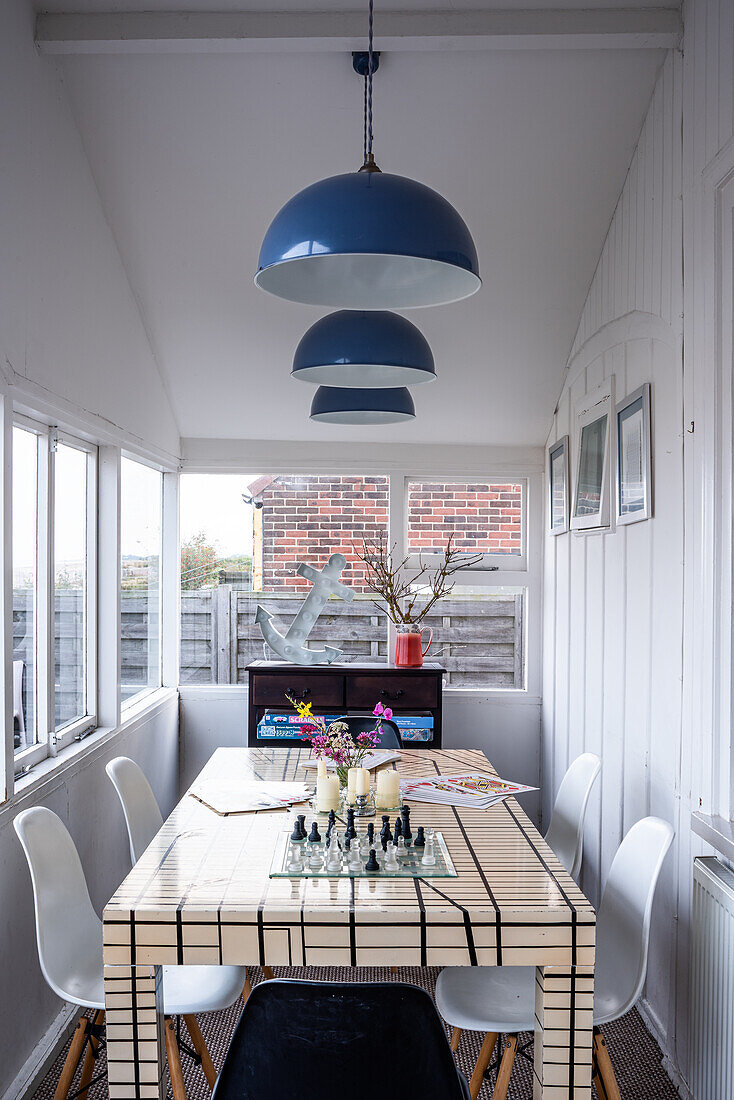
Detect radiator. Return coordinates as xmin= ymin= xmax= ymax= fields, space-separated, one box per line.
xmin=690 ymin=857 xmax=734 ymax=1100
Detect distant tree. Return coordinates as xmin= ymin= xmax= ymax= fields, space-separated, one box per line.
xmin=181 ymin=533 xmax=219 ymax=590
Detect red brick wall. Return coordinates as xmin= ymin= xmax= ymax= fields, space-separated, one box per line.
xmin=407 ymin=481 xmax=523 ymax=555
xmin=258 ymin=475 xmax=389 ymax=593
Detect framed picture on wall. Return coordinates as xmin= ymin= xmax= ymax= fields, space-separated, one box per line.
xmin=548 ymin=435 xmax=569 ymax=535
xmin=571 ymin=380 xmax=614 ymax=531
xmin=615 ymin=383 xmax=652 ymax=525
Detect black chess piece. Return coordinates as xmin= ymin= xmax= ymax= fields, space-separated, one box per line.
xmin=343 ymin=836 xmax=351 ymax=851
xmin=414 ymin=826 xmax=426 ymax=848
xmin=291 ymin=819 xmax=305 ymax=842
xmin=308 ymin=822 xmax=321 ymax=844
xmin=367 ymin=823 xmax=375 ymax=846
xmin=365 ymin=848 xmax=380 ymax=873
xmin=400 ymin=806 xmax=412 ymax=843
xmin=393 ymin=816 xmax=403 ymax=845
xmin=328 ymin=809 xmax=336 ymax=828
xmin=380 ymin=816 xmax=392 ymax=842
xmin=381 ymin=833 xmax=389 ymax=852
xmin=345 ymin=807 xmax=357 ymax=841
xmin=296 ymin=814 xmax=307 ymax=840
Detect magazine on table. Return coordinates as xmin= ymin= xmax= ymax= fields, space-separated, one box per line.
xmin=400 ymin=772 xmax=536 ymax=809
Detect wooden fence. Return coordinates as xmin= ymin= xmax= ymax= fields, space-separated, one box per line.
xmin=180 ymin=589 xmax=524 ymax=688
xmin=12 ymin=587 xmax=524 ymax=730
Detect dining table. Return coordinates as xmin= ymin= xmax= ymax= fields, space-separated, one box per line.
xmin=103 ymin=746 xmax=595 ymax=1100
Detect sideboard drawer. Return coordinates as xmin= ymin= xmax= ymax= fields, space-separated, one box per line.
xmin=251 ymin=672 xmax=344 ymax=708
xmin=345 ymin=673 xmax=438 ymax=710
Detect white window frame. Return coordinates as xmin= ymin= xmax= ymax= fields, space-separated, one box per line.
xmin=403 ymin=476 xmax=528 ymax=575
xmin=13 ymin=415 xmax=98 ymax=771
xmin=120 ymin=454 xmax=164 ymax=710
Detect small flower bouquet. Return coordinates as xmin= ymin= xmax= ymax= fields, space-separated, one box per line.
xmin=287 ymin=696 xmax=394 ymax=790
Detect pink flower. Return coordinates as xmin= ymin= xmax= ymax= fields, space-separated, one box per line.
xmin=383 ymin=707 xmax=393 ymax=720
xmin=373 ymin=701 xmax=384 ymax=717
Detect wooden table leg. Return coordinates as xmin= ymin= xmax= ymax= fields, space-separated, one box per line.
xmin=533 ymin=965 xmax=594 ymax=1099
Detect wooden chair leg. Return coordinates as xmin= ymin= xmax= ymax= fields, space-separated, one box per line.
xmin=491 ymin=1035 xmax=518 ymax=1100
xmin=54 ymin=1015 xmax=90 ymax=1100
xmin=183 ymin=1015 xmax=217 ymax=1090
xmin=242 ymin=968 xmax=253 ymax=1004
xmin=78 ymin=1010 xmax=104 ymax=1100
xmin=593 ymin=1027 xmax=622 ymax=1100
xmin=450 ymin=1026 xmax=462 ymax=1052
xmin=164 ymin=1017 xmax=188 ymax=1100
xmin=263 ymin=966 xmax=275 ymax=980
xmin=469 ymin=1031 xmax=498 ymax=1100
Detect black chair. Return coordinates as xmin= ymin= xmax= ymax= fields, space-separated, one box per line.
xmin=342 ymin=714 xmax=402 ymax=748
xmin=212 ymin=980 xmax=471 ymax=1100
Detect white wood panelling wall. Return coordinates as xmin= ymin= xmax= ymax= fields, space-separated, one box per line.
xmin=543 ymin=47 xmax=688 ymax=1085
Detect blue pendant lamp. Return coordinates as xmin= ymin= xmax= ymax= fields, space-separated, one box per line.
xmin=293 ymin=310 xmax=435 ymax=388
xmin=310 ymin=386 xmax=415 ymax=424
xmin=255 ymin=4 xmax=480 ymax=310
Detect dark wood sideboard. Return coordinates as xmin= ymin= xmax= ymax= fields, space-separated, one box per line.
xmin=246 ymin=661 xmax=445 ymax=748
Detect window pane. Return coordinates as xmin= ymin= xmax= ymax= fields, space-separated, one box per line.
xmin=54 ymin=444 xmax=89 ymax=730
xmin=121 ymin=458 xmax=161 ymax=704
xmin=12 ymin=427 xmax=38 ymax=753
xmin=412 ymin=585 xmax=525 ymax=688
xmin=179 ymin=473 xmax=389 ymax=683
xmin=407 ymin=480 xmax=523 ymax=556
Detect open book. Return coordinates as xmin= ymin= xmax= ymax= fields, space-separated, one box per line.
xmin=301 ymin=750 xmax=401 ymax=772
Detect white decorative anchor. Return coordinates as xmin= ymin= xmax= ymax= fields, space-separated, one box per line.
xmin=255 ymin=553 xmax=354 ymax=665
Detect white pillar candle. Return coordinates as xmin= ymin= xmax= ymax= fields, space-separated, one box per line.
xmin=316 ymin=775 xmax=340 ymax=813
xmin=354 ymin=767 xmax=370 ymax=796
xmin=317 ymin=758 xmax=328 ymax=779
xmin=347 ymin=767 xmax=359 ymax=799
xmin=376 ymin=769 xmax=400 ymax=809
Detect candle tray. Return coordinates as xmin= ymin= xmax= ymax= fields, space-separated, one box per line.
xmin=269 ymin=828 xmax=457 ymax=879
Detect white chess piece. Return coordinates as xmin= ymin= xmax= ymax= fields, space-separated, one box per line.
xmin=287 ymin=842 xmax=304 ymax=874
xmin=396 ymin=836 xmax=407 ymax=860
xmin=309 ymin=844 xmax=324 ymax=870
xmin=326 ymin=837 xmax=342 ymax=873
xmin=384 ymin=842 xmax=399 ymax=872
xmin=420 ymin=835 xmax=436 ymax=867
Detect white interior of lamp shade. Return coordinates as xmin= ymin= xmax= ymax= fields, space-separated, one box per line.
xmin=255 ymin=253 xmax=481 ymax=309
xmin=309 ymin=408 xmax=416 ymax=424
xmin=293 ymin=362 xmax=435 ymax=387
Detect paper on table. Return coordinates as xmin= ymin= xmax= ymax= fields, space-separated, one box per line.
xmin=301 ymin=750 xmax=401 ymax=771
xmin=400 ymin=773 xmax=537 ymax=809
xmin=189 ymin=778 xmax=313 ymax=816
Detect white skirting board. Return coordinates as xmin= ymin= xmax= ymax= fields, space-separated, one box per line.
xmin=5 ymin=1002 xmax=78 ymax=1100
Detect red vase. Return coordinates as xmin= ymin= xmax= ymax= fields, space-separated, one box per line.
xmin=394 ymin=626 xmax=433 ymax=668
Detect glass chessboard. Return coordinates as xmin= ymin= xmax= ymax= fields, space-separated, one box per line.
xmin=269 ymin=828 xmax=457 ymax=879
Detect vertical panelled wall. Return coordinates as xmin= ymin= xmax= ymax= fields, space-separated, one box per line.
xmin=542 ymin=48 xmax=686 ymax=1080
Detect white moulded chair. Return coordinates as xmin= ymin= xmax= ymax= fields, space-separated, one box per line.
xmin=15 ymin=805 xmax=246 ymax=1100
xmin=106 ymin=757 xmax=274 ymax=1001
xmin=445 ymin=753 xmax=600 ymax=1072
xmin=544 ymin=752 xmax=602 ymax=879
xmin=436 ymin=816 xmax=674 ymax=1100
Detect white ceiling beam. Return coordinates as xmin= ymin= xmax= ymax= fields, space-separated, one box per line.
xmin=35 ymin=9 xmax=682 ymax=55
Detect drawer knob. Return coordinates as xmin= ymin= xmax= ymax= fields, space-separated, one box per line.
xmin=287 ymin=687 xmax=312 ymax=701
xmin=380 ymin=688 xmax=404 ymax=700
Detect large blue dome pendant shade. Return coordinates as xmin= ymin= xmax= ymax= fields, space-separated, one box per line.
xmin=293 ymin=310 xmax=435 ymax=388
xmin=255 ymin=169 xmax=480 ymax=310
xmin=254 ymin=1 xmax=479 ymax=311
xmin=310 ymin=386 xmax=415 ymax=424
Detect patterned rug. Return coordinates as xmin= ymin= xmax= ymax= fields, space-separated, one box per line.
xmin=31 ymin=967 xmax=679 ymax=1100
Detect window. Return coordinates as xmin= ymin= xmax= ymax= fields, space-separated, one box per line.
xmin=12 ymin=426 xmax=38 ymax=754
xmin=121 ymin=457 xmax=162 ymax=705
xmin=179 ymin=473 xmax=389 ymax=683
xmin=12 ymin=419 xmax=97 ymax=765
xmin=406 ymin=480 xmax=526 ymax=568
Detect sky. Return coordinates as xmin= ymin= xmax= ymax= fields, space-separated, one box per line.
xmin=180 ymin=473 xmax=260 ymax=558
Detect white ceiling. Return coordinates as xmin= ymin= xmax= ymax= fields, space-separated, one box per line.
xmin=54 ymin=19 xmax=665 ymax=445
